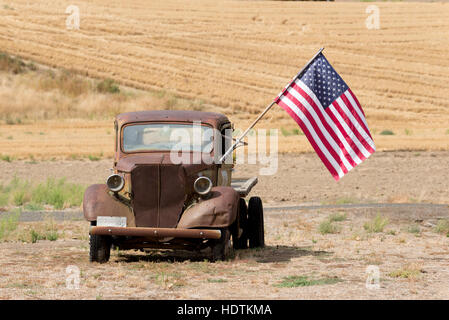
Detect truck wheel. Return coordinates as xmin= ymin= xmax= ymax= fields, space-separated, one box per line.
xmin=89 ymin=234 xmax=112 ymax=263
xmin=233 ymin=198 xmax=248 ymax=249
xmin=248 ymin=196 xmax=265 ymax=248
xmin=211 ymin=228 xmax=232 ymax=262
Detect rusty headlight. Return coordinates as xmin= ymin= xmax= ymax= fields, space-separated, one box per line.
xmin=194 ymin=176 xmax=212 ymax=196
xmin=106 ymin=174 xmax=125 ymax=193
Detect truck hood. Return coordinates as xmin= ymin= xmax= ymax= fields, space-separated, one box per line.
xmin=116 ymin=153 xmax=216 ymax=175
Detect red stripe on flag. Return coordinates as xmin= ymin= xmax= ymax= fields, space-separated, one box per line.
xmin=347 ymin=89 xmax=373 ymax=140
xmin=277 ymin=98 xmax=340 ymax=180
xmin=290 ymin=83 xmax=358 ymax=168
xmin=347 ymin=88 xmax=365 ymax=117
xmin=283 ymin=90 xmax=349 ymax=174
xmin=330 ymin=101 xmax=375 ymax=155
xmin=340 ymin=93 xmax=372 ymax=142
xmin=324 ymin=104 xmax=368 ymax=161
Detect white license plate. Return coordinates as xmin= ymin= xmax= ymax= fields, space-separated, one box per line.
xmin=97 ymin=216 xmax=127 ymax=227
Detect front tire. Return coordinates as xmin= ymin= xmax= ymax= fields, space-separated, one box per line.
xmin=247 ymin=197 xmax=265 ymax=248
xmin=89 ymin=234 xmax=112 ymax=263
xmin=233 ymin=198 xmax=248 ymax=249
xmin=211 ymin=228 xmax=232 ymax=262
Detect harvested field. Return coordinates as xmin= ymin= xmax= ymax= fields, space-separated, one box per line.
xmin=0 ymin=1 xmax=448 ymax=158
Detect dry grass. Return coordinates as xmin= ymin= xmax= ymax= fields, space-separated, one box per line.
xmin=0 ymin=208 xmax=448 ymax=299
xmin=388 ymin=264 xmax=424 ymax=280
xmin=0 ymin=1 xmax=448 ymax=158
xmin=0 ymin=54 xmax=203 ymax=123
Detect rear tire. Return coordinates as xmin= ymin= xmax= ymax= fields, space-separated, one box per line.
xmin=247 ymin=197 xmax=265 ymax=248
xmin=233 ymin=198 xmax=248 ymax=250
xmin=89 ymin=233 xmax=112 ymax=263
xmin=211 ymin=228 xmax=232 ymax=262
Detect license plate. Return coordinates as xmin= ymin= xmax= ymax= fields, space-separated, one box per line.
xmin=97 ymin=216 xmax=127 ymax=227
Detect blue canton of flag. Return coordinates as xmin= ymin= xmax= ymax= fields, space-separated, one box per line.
xmin=300 ymin=54 xmax=349 ymax=109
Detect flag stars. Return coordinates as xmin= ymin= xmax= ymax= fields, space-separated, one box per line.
xmin=299 ymin=54 xmax=348 ymax=108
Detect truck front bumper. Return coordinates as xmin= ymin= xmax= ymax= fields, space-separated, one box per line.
xmin=90 ymin=226 xmax=221 ymax=240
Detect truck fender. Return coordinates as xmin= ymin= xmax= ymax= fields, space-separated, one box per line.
xmin=177 ymin=186 xmax=239 ymax=229
xmin=83 ymin=184 xmax=135 ymax=227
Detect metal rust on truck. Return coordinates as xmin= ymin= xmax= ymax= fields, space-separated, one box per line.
xmin=83 ymin=110 xmax=264 ymax=262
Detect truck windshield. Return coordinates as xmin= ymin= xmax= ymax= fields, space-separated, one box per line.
xmin=122 ymin=123 xmax=214 ymax=153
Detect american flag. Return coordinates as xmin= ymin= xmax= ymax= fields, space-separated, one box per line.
xmin=275 ymin=52 xmax=375 ymax=181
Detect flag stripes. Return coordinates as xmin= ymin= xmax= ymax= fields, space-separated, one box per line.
xmin=276 ymin=77 xmax=375 ymax=181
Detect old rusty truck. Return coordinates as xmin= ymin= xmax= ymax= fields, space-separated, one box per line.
xmin=83 ymin=110 xmax=264 ymax=262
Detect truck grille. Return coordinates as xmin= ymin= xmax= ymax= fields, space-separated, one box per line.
xmin=131 ymin=164 xmax=186 ymax=228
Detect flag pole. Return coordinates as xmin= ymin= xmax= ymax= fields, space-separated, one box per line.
xmin=219 ymin=47 xmax=325 ymax=163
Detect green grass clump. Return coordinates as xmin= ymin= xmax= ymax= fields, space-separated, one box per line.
xmin=24 ymin=202 xmax=44 ymax=211
xmin=0 ymin=177 xmax=84 ymax=210
xmin=388 ymin=266 xmax=421 ymax=279
xmin=329 ymin=212 xmax=347 ymax=222
xmin=207 ymin=278 xmax=228 ymax=283
xmin=318 ymin=212 xmax=348 ymax=234
xmin=0 ymin=193 xmax=8 ymax=207
xmin=407 ymin=224 xmax=421 ymax=235
xmin=31 ymin=178 xmax=84 ymax=209
xmin=333 ymin=197 xmax=356 ymax=205
xmin=0 ymin=211 xmax=20 ymax=240
xmin=364 ymin=214 xmax=389 ymax=233
xmin=0 ymin=155 xmax=13 ymax=162
xmin=88 ymin=154 xmax=100 ymax=161
xmin=318 ymin=220 xmax=340 ymax=235
xmin=275 ymin=275 xmax=341 ymax=288
xmin=380 ymin=130 xmax=394 ymax=136
xmin=435 ymin=219 xmax=449 ymax=235
xmin=13 ymin=189 xmax=28 ymax=206
xmin=291 ymin=128 xmax=303 ymax=135
xmin=30 ymin=229 xmax=44 ymax=243
xmin=30 ymin=218 xmax=59 ymax=243
xmin=280 ymin=127 xmax=292 ymax=137
xmin=30 ymin=229 xmax=58 ymax=243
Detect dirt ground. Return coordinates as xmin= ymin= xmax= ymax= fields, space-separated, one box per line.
xmin=1 ymin=206 xmax=449 ymax=300
xmin=0 ymin=151 xmax=448 ymax=299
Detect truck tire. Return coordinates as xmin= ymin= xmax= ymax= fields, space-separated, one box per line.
xmin=211 ymin=228 xmax=232 ymax=262
xmin=89 ymin=234 xmax=112 ymax=263
xmin=247 ymin=196 xmax=265 ymax=248
xmin=233 ymin=198 xmax=248 ymax=249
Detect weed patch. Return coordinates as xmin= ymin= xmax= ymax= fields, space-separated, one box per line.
xmin=364 ymin=214 xmax=389 ymax=233
xmin=275 ymin=275 xmax=341 ymax=288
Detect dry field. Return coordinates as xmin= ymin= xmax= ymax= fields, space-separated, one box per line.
xmin=0 ymin=1 xmax=449 ymax=158
xmin=1 ymin=205 xmax=449 ymax=300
